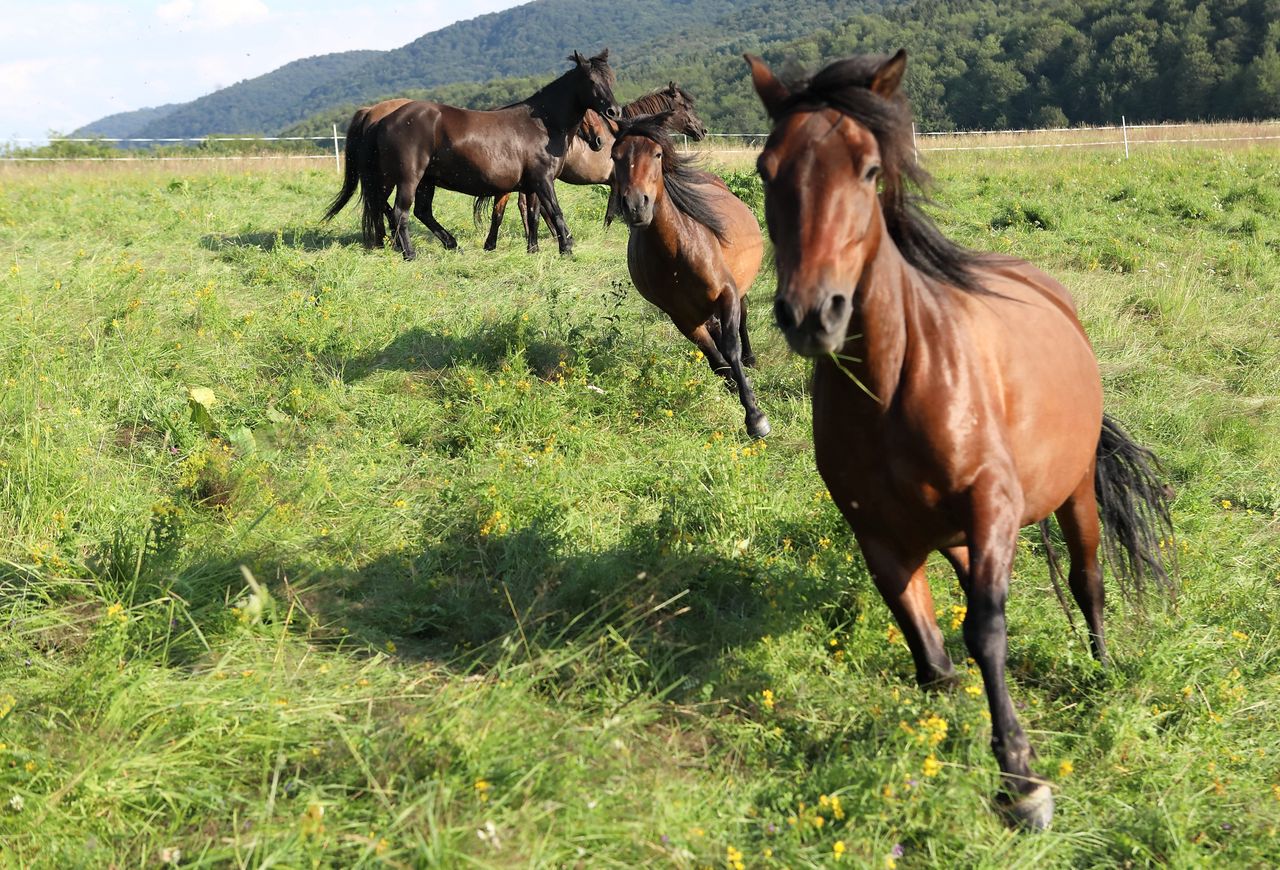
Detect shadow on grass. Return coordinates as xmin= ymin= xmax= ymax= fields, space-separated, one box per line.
xmin=342 ymin=323 xmax=575 ymax=382
xmin=200 ymin=227 xmax=365 ymax=253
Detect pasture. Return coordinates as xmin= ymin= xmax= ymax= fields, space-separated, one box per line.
xmin=1 ymin=146 xmax=1278 ymax=866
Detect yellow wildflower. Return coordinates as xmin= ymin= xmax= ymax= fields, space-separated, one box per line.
xmin=1058 ymin=759 xmax=1074 ymax=778
xmin=833 ymin=840 xmax=847 ymax=859
xmin=761 ymin=689 xmax=775 ymax=711
xmin=474 ymin=779 xmax=491 ymax=802
xmin=922 ymin=755 xmax=942 ymax=777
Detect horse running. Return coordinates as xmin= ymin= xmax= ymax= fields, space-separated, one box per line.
xmin=481 ymin=83 xmax=709 ymax=251
xmin=609 ymin=114 xmax=769 ymax=438
xmin=747 ymin=50 xmax=1172 ymax=829
xmin=357 ymin=50 xmax=620 ymax=259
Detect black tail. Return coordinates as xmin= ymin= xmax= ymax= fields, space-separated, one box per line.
xmin=356 ymin=130 xmax=385 ymax=247
xmin=473 ymin=195 xmax=495 ymax=229
xmin=1095 ymin=413 xmax=1176 ymax=601
xmin=323 ymin=115 xmax=363 ymax=223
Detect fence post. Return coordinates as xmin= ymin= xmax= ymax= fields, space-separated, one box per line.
xmin=332 ymin=124 xmax=341 ymax=172
xmin=912 ymin=122 xmax=918 ymax=164
xmin=1122 ymin=115 xmax=1129 ymax=159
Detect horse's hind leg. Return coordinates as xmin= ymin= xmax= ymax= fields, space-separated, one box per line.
xmin=522 ymin=192 xmax=540 ymax=254
xmin=713 ymin=289 xmax=769 ymax=438
xmin=1055 ymin=463 xmax=1107 ymax=663
xmin=484 ymin=194 xmax=509 ymax=251
xmin=390 ymin=181 xmax=417 ymax=260
xmin=739 ymin=295 xmax=757 ymax=367
xmin=413 ymin=182 xmax=458 ymax=250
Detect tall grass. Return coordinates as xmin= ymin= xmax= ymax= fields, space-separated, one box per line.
xmin=1 ymin=147 xmax=1278 ymax=866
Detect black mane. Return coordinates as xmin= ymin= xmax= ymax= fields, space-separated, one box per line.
xmin=780 ymin=55 xmax=996 ymax=294
xmin=624 ymin=85 xmax=694 ymax=117
xmin=609 ymin=117 xmax=728 ymax=241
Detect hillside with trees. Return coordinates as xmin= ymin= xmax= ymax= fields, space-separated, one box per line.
xmin=78 ymin=0 xmax=1280 ymax=141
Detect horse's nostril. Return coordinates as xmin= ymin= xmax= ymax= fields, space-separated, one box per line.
xmin=821 ymin=294 xmax=848 ymax=330
xmin=774 ymin=297 xmax=797 ymax=330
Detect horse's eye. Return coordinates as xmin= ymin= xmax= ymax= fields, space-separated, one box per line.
xmin=865 ymin=164 xmax=881 ymax=182
xmin=655 ymin=150 xmax=663 ymax=159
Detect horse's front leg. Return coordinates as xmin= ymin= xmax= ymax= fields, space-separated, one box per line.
xmin=713 ymin=288 xmax=769 ymax=439
xmin=856 ymin=538 xmax=957 ymax=688
xmin=962 ymin=474 xmax=1054 ymax=830
xmin=532 ymin=177 xmax=573 ymax=256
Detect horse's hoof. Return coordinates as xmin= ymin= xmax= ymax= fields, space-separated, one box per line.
xmin=919 ymin=668 xmax=963 ymax=692
xmin=483 ymin=242 xmax=497 ymax=252
xmin=743 ymin=355 xmax=758 ymax=368
xmin=746 ymin=415 xmax=771 ymax=439
xmin=999 ymin=783 xmax=1054 ymax=831
xmin=402 ymin=250 xmax=416 ymax=262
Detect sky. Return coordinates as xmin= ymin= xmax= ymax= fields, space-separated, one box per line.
xmin=0 ymin=0 xmax=526 ymax=143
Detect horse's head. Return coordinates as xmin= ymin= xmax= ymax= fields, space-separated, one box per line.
xmin=608 ymin=112 xmax=677 ymax=228
xmin=570 ymin=49 xmax=622 ymax=120
xmin=747 ymin=51 xmax=909 ymax=357
xmin=578 ymin=109 xmax=612 ymax=151
xmin=663 ymin=82 xmax=708 ymax=141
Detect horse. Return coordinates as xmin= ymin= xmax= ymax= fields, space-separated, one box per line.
xmin=358 ymin=50 xmax=621 ymax=260
xmin=481 ymin=83 xmax=709 ymax=252
xmin=746 ymin=50 xmax=1173 ymax=829
xmin=608 ymin=113 xmax=769 ymax=439
xmin=324 ymin=98 xmax=412 ymax=243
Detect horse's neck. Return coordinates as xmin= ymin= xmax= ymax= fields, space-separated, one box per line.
xmin=524 ymin=74 xmax=586 ymax=137
xmin=641 ymin=185 xmax=697 ymax=256
xmin=834 ymin=217 xmax=933 ymax=405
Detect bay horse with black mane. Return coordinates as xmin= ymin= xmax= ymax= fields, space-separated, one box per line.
xmin=481 ymin=83 xmax=709 ymax=251
xmin=609 ymin=114 xmax=769 ymax=438
xmin=356 ymin=50 xmax=620 ymax=259
xmin=747 ymin=51 xmax=1173 ymax=829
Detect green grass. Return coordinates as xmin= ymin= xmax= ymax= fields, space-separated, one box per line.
xmin=1 ymin=147 xmax=1279 ymax=867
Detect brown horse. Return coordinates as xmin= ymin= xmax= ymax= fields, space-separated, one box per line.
xmin=747 ymin=51 xmax=1173 ymax=829
xmin=482 ymin=83 xmax=709 ymax=252
xmin=324 ymin=98 xmax=411 ymax=242
xmin=358 ymin=50 xmax=620 ymax=260
xmin=608 ymin=114 xmax=768 ymax=438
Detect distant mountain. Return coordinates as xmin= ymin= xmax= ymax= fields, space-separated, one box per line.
xmin=75 ymin=103 xmax=183 ymax=139
xmin=74 ymin=0 xmax=878 ymax=138
xmin=75 ymin=0 xmax=1280 ymax=141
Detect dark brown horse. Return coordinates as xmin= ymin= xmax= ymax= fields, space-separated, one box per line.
xmin=609 ymin=114 xmax=768 ymax=438
xmin=482 ymin=83 xmax=709 ymax=252
xmin=324 ymin=98 xmax=412 ymax=242
xmin=357 ymin=50 xmax=620 ymax=259
xmin=747 ymin=51 xmax=1173 ymax=829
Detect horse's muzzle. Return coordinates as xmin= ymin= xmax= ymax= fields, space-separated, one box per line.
xmin=622 ymin=192 xmax=654 ymax=227
xmin=774 ymin=290 xmax=850 ymax=357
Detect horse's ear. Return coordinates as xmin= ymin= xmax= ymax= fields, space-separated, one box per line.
xmin=570 ymin=50 xmax=585 ymax=66
xmin=745 ymin=54 xmax=788 ymax=118
xmin=593 ymin=48 xmax=609 ymax=62
xmin=870 ymin=49 xmax=907 ymax=98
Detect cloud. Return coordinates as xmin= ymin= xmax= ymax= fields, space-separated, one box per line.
xmin=156 ymin=0 xmax=270 ymax=30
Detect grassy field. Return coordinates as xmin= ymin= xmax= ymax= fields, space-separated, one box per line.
xmin=1 ymin=145 xmax=1278 ymax=868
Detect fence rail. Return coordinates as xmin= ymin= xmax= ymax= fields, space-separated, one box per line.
xmin=4 ymin=120 xmax=1279 ymax=166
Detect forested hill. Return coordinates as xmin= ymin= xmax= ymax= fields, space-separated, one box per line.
xmin=80 ymin=0 xmax=1280 ymax=140
xmin=74 ymin=0 xmax=881 ymax=139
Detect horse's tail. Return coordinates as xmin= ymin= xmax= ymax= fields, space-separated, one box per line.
xmin=323 ymin=114 xmax=364 ymax=223
xmin=473 ymin=195 xmax=494 ymax=229
xmin=356 ymin=128 xmax=384 ymax=248
xmin=1094 ymin=413 xmax=1176 ymax=602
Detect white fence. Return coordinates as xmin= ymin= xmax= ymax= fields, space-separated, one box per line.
xmin=4 ymin=120 xmax=1280 ymax=167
